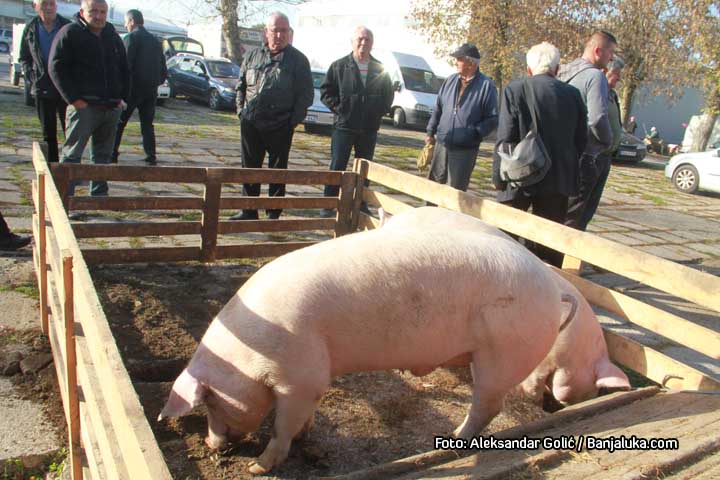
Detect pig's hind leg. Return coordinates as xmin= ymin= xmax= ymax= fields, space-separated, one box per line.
xmin=452 ymin=355 xmax=513 ymax=439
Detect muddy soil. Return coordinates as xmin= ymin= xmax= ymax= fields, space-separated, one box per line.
xmin=91 ymin=262 xmax=549 ymax=479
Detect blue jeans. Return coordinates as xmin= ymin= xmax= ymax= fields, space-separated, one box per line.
xmin=61 ymin=104 xmax=122 ymax=196
xmin=323 ymin=128 xmax=378 ymax=197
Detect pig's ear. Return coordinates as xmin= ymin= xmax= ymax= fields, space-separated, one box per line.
xmin=595 ymin=360 xmax=631 ymax=390
xmin=158 ymin=369 xmax=206 ymax=420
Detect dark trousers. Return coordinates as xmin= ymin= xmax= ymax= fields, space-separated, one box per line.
xmin=323 ymin=128 xmax=378 ymax=197
xmin=36 ymin=97 xmax=67 ymax=163
xmin=565 ymin=153 xmax=611 ymax=231
xmin=0 ymin=212 xmax=10 ymax=238
xmin=240 ymin=118 xmax=294 ymax=217
xmin=501 ymin=193 xmax=568 ymax=268
xmin=112 ymin=93 xmax=157 ymax=162
xmin=428 ymin=143 xmax=479 ymax=192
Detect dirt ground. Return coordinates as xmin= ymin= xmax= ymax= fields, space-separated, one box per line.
xmin=90 ymin=261 xmax=550 ymax=479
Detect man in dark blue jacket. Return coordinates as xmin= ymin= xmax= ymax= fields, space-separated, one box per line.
xmin=49 ymin=0 xmax=129 ymax=197
xmin=111 ymin=9 xmax=167 ymax=165
xmin=319 ymin=26 xmax=393 ymax=214
xmin=19 ymin=0 xmax=71 ymax=163
xmin=426 ymin=43 xmax=498 ymax=192
xmin=492 ymin=42 xmax=587 ymax=267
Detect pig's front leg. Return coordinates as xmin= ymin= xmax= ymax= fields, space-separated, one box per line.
xmin=248 ymin=393 xmax=321 ymax=475
xmin=206 ymin=409 xmax=229 ymax=449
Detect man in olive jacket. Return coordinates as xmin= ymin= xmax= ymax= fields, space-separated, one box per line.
xmin=49 ymin=0 xmax=129 ymax=197
xmin=111 ymin=9 xmax=167 ymax=165
xmin=19 ymin=0 xmax=71 ymax=163
xmin=320 ymin=26 xmax=393 ymax=210
xmin=231 ymin=12 xmax=313 ymax=221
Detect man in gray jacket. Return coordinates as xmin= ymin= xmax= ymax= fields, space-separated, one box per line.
xmin=559 ymin=30 xmax=616 ymax=230
xmin=230 ymin=12 xmax=313 ymax=221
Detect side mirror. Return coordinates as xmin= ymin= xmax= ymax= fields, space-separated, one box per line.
xmin=393 ymin=81 xmax=401 ymax=92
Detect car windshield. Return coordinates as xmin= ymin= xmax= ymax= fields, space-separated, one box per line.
xmin=207 ymin=61 xmax=240 ymax=78
xmin=400 ymin=67 xmax=441 ymax=94
xmin=311 ymin=72 xmax=325 ymax=89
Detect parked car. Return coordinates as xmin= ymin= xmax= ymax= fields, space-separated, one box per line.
xmin=664 ymin=148 xmax=720 ymax=194
xmin=303 ymin=70 xmax=334 ymax=134
xmin=0 ymin=28 xmax=11 ymax=53
xmin=612 ymin=132 xmax=647 ymax=163
xmin=166 ymin=53 xmax=239 ymax=110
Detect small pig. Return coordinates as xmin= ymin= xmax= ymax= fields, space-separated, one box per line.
xmin=160 ymin=226 xmax=577 ymax=474
xmin=383 ymin=207 xmax=630 ymax=406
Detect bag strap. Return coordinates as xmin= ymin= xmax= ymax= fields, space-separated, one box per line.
xmin=522 ymin=79 xmax=540 ymax=134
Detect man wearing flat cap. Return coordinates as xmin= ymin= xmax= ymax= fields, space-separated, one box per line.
xmin=426 ymin=43 xmax=498 ymax=191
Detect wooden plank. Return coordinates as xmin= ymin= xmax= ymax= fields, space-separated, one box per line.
xmin=218 ymin=218 xmax=336 ymax=234
xmin=603 ymin=329 xmax=720 ymax=391
xmin=362 ymin=189 xmax=415 ymax=215
xmin=50 ymin=163 xmax=208 ymax=183
xmin=72 ymin=221 xmax=202 ymax=238
xmin=553 ymin=267 xmax=720 ymax=360
xmin=79 ymin=406 xmax=107 ymax=480
xmin=215 ymin=241 xmax=316 ymax=260
xmin=82 ymin=247 xmax=200 ymax=265
xmin=360 ymin=160 xmax=720 ymax=313
xmin=36 ymin=143 xmax=174 ymax=479
xmin=357 ymin=212 xmax=380 ymax=231
xmin=351 ymin=159 xmax=369 ymax=231
xmin=35 ymin=174 xmax=50 ymax=334
xmin=561 ymin=255 xmax=583 ymax=275
xmin=219 ymin=196 xmax=338 ymax=210
xmin=63 ymin=252 xmax=82 ymax=480
xmin=68 ymin=196 xmax=204 ymax=211
xmin=335 ymin=172 xmax=357 ymax=236
xmin=212 ymin=167 xmax=343 ymax=185
xmin=200 ymin=169 xmax=222 ymax=262
xmin=334 ymin=388 xmax=660 ymax=480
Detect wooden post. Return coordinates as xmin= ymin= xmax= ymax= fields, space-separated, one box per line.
xmin=351 ymin=159 xmax=369 ymax=232
xmin=200 ymin=169 xmax=222 ymax=263
xmin=38 ymin=173 xmax=49 ymax=334
xmin=62 ymin=252 xmax=82 ymax=480
xmin=335 ymin=172 xmax=357 ymax=237
xmin=561 ymin=255 xmax=583 ymax=276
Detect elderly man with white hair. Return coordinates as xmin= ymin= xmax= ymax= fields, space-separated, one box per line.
xmin=492 ymin=41 xmax=588 ymax=267
xmin=319 ymin=26 xmax=393 ymax=216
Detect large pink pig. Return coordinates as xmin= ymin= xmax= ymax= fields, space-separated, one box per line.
xmin=382 ymin=207 xmax=630 ymax=406
xmin=159 ymin=225 xmax=577 ymax=474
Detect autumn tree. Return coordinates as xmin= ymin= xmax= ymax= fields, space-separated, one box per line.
xmin=677 ymin=0 xmax=719 ymax=151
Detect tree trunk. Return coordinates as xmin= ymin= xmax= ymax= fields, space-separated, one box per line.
xmin=219 ymin=0 xmax=244 ymax=65
xmin=619 ymin=83 xmax=636 ymax=131
xmin=691 ymin=88 xmax=720 ymax=151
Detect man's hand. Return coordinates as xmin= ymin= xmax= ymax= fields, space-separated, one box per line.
xmin=72 ymin=99 xmax=88 ymax=109
xmin=425 ymin=135 xmax=436 ymax=145
xmin=119 ymin=100 xmax=127 ymax=110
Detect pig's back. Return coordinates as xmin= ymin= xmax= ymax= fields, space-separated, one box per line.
xmin=234 ymin=228 xmax=563 ymax=374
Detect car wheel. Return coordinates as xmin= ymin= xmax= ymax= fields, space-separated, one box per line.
xmin=208 ymin=89 xmax=221 ymax=110
xmin=0 ymin=42 xmax=9 ymax=54
xmin=392 ymin=108 xmax=406 ymax=128
xmin=672 ymin=164 xmax=699 ymax=194
xmin=23 ymin=78 xmax=34 ymax=107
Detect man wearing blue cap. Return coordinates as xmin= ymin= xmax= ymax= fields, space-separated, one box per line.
xmin=425 ymin=43 xmax=498 ymax=191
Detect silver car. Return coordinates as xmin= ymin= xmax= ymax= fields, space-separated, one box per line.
xmin=303 ymin=70 xmax=334 ymax=134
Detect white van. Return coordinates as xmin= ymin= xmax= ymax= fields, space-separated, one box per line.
xmin=374 ymin=51 xmax=442 ymax=129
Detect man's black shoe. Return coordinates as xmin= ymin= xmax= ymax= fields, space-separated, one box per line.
xmin=68 ymin=212 xmax=85 ymax=221
xmin=144 ymin=157 xmax=157 ymax=165
xmin=0 ymin=233 xmax=32 ymax=251
xmin=267 ymin=210 xmax=281 ymax=220
xmin=230 ymin=210 xmax=259 ymax=221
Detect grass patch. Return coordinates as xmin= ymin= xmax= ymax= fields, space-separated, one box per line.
xmin=128 ymin=237 xmax=144 ymax=249
xmin=0 ymin=282 xmax=39 ymax=300
xmin=641 ymin=193 xmax=669 ymax=206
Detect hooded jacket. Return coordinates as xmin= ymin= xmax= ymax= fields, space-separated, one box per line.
xmin=320 ymin=53 xmax=393 ymax=131
xmin=558 ymin=58 xmax=612 ymax=158
xmin=49 ymin=13 xmax=129 ymax=106
xmin=19 ymin=14 xmax=71 ymax=98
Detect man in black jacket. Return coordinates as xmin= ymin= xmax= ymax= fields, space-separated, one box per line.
xmin=230 ymin=12 xmax=313 ymax=221
xmin=49 ymin=0 xmax=128 ymax=197
xmin=319 ymin=26 xmax=393 ymax=213
xmin=19 ymin=0 xmax=71 ymax=163
xmin=492 ymin=42 xmax=587 ymax=267
xmin=111 ymin=9 xmax=166 ymax=165
xmin=113 ymin=9 xmax=167 ymax=165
